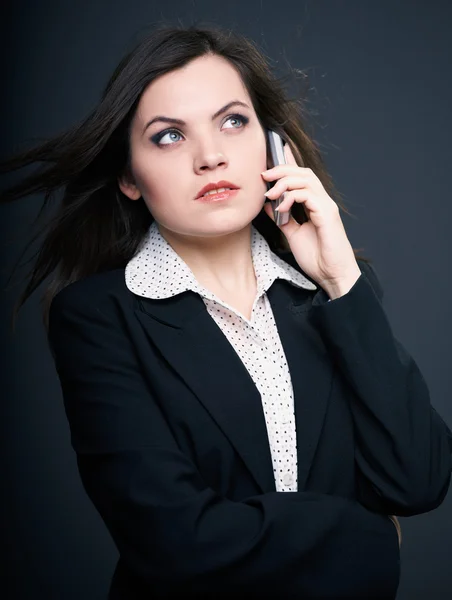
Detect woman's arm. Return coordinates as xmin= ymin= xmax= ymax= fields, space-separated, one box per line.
xmin=47 ymin=278 xmax=399 ymax=597
xmin=310 ymin=261 xmax=452 ymax=516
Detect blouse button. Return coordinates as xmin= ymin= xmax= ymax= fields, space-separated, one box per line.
xmin=281 ymin=411 xmax=291 ymax=425
xmin=250 ymin=332 xmax=265 ymax=346
xmin=282 ymin=473 xmax=293 ymax=487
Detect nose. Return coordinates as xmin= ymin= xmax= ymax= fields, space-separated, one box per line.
xmin=193 ymin=141 xmax=228 ymax=174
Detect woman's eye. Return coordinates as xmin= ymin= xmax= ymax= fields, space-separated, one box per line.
xmin=223 ymin=114 xmax=249 ymax=129
xmin=153 ymin=129 xmax=183 ymax=146
xmin=151 ymin=113 xmax=249 ymax=147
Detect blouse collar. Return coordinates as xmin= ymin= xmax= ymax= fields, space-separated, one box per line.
xmin=125 ymin=221 xmax=317 ymax=300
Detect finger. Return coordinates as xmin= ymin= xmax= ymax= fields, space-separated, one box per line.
xmin=262 ymin=165 xmax=310 ymax=180
xmin=284 ymin=143 xmax=298 ymax=166
xmin=278 ymin=212 xmax=302 ymax=237
xmin=279 ymin=189 xmax=337 ymax=222
xmin=263 ymin=200 xmax=301 ymax=236
xmin=274 ymin=190 xmax=308 ymax=213
xmin=274 ymin=191 xmax=317 ymax=221
xmin=264 ymin=194 xmax=298 ymax=221
xmin=264 ymin=176 xmax=309 ymax=198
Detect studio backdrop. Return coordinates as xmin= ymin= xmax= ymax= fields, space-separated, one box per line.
xmin=1 ymin=1 xmax=451 ymax=599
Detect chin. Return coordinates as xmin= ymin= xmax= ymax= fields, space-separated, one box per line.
xmin=199 ymin=209 xmax=262 ymax=237
xmin=158 ymin=202 xmax=264 ymax=239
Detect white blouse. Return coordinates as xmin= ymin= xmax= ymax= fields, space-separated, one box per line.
xmin=125 ymin=221 xmax=318 ymax=492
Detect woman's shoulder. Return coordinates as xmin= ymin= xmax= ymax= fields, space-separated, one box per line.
xmin=50 ymin=268 xmax=133 ymax=318
xmin=47 ymin=269 xmax=139 ymax=359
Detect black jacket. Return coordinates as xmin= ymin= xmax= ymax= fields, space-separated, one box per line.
xmin=48 ymin=256 xmax=452 ymax=599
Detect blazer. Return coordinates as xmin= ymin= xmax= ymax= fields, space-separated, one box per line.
xmin=48 ymin=255 xmax=452 ymax=600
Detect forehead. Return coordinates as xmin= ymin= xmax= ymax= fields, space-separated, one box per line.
xmin=135 ymin=54 xmax=251 ymax=121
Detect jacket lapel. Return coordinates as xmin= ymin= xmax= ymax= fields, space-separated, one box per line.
xmin=135 ymin=291 xmax=276 ymax=494
xmin=134 ymin=280 xmax=333 ymax=494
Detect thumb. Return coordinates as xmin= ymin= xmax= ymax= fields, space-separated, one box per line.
xmin=278 ymin=214 xmax=301 ymax=239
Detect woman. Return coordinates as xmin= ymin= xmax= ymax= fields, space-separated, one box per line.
xmin=2 ymin=23 xmax=451 ymax=600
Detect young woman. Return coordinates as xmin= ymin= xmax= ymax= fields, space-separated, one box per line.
xmin=2 ymin=23 xmax=451 ymax=600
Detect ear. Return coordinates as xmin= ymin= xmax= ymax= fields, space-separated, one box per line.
xmin=118 ymin=171 xmax=142 ymax=201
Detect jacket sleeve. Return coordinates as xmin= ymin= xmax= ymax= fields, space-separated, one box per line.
xmin=47 ymin=280 xmax=399 ymax=597
xmin=309 ymin=260 xmax=452 ymax=517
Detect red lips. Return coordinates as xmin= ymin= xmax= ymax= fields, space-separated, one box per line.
xmin=195 ymin=180 xmax=239 ymax=199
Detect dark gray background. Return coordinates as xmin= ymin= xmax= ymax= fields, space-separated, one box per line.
xmin=1 ymin=1 xmax=451 ymax=598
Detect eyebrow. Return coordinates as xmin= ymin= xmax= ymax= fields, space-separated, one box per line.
xmin=142 ymin=100 xmax=251 ymax=136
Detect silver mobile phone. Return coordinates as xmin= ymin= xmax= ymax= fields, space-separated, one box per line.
xmin=266 ymin=129 xmax=290 ymax=226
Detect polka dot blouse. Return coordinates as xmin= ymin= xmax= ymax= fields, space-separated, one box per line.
xmin=126 ymin=221 xmax=318 ymax=493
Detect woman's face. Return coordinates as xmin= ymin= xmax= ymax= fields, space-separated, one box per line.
xmin=119 ymin=53 xmax=269 ymax=238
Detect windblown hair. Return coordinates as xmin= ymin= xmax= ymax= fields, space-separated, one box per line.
xmin=1 ymin=22 xmax=367 ymax=331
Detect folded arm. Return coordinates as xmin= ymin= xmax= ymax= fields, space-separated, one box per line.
xmin=310 ymin=261 xmax=452 ymax=516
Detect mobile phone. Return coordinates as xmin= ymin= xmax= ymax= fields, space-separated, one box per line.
xmin=266 ymin=129 xmax=290 ymax=226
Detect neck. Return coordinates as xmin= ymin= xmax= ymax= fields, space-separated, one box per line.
xmin=158 ymin=223 xmax=257 ymax=295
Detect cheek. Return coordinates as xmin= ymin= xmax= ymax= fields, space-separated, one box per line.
xmin=133 ymin=159 xmax=175 ymax=206
xmin=248 ymin=142 xmax=269 ymax=189
xmin=245 ymin=130 xmax=269 ymax=173
xmin=132 ymin=160 xmax=193 ymax=226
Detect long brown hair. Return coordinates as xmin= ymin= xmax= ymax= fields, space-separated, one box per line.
xmin=1 ymin=22 xmax=367 ymax=331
